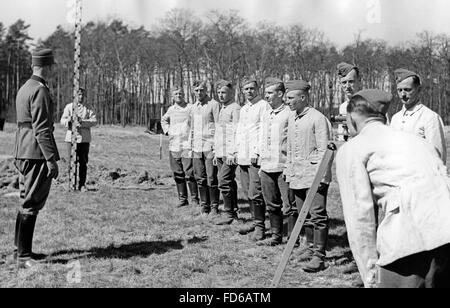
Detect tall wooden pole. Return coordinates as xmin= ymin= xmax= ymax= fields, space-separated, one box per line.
xmin=69 ymin=0 xmax=82 ymax=191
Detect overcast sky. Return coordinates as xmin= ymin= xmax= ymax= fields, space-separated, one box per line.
xmin=2 ymin=0 xmax=450 ymax=47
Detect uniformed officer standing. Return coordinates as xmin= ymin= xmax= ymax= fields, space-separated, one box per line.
xmin=337 ymin=89 xmax=450 ymax=288
xmin=255 ymin=78 xmax=292 ymax=246
xmin=391 ymin=68 xmax=447 ymax=164
xmin=235 ymin=78 xmax=269 ymax=240
xmin=337 ymin=63 xmax=361 ymax=142
xmin=214 ymin=80 xmax=241 ymax=225
xmin=190 ymin=80 xmax=221 ymax=215
xmin=13 ymin=49 xmax=60 ymax=269
xmin=60 ymin=87 xmax=98 ymax=191
xmin=162 ymin=88 xmax=199 ymax=207
xmin=284 ymin=80 xmax=333 ymax=273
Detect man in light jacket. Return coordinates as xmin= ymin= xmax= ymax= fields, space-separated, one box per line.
xmin=61 ymin=87 xmax=97 ymax=191
xmin=337 ymin=89 xmax=450 ymax=288
xmin=391 ymin=68 xmax=447 ymax=164
xmin=235 ymin=77 xmax=269 ymax=240
xmin=284 ymin=80 xmax=333 ymax=273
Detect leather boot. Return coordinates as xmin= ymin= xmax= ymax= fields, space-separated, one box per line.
xmin=238 ymin=199 xmax=256 ymax=235
xmin=176 ymin=182 xmax=189 ymax=207
xmin=188 ymin=181 xmax=200 ymax=207
xmin=13 ymin=212 xmax=21 ymax=260
xmin=198 ymin=185 xmax=211 ymax=214
xmin=216 ymin=195 xmax=237 ymax=225
xmin=250 ymin=203 xmax=266 ymax=242
xmin=302 ymin=228 xmax=328 ymax=273
xmin=17 ymin=214 xmax=38 ymax=269
xmin=295 ymin=226 xmax=314 ymax=262
xmin=209 ymin=187 xmax=220 ymax=215
xmin=287 ymin=215 xmax=300 ymax=247
xmin=257 ymin=209 xmax=283 ymax=246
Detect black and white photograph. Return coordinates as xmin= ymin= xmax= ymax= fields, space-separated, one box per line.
xmin=1 ymin=0 xmax=450 ymax=291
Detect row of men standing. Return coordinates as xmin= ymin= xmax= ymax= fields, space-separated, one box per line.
xmin=162 ymin=77 xmax=334 ymax=273
xmin=162 ymin=62 xmax=449 ymax=279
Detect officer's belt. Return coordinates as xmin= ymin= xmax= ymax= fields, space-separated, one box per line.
xmin=18 ymin=122 xmax=32 ymax=128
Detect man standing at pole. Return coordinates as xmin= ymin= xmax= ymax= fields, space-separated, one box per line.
xmin=12 ymin=49 xmax=60 ymax=269
xmin=162 ymin=87 xmax=199 ymax=208
xmin=235 ymin=77 xmax=269 ymax=240
xmin=190 ymin=80 xmax=221 ymax=216
xmin=391 ymin=68 xmax=447 ymax=164
xmin=284 ymin=80 xmax=333 ymax=273
xmin=60 ymin=87 xmax=97 ymax=191
xmin=214 ymin=80 xmax=241 ymax=225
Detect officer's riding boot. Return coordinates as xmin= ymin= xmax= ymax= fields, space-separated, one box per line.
xmin=188 ymin=181 xmax=200 ymax=207
xmin=13 ymin=212 xmax=21 ymax=261
xmin=199 ymin=186 xmax=211 ymax=214
xmin=176 ymin=182 xmax=189 ymax=207
xmin=216 ymin=195 xmax=237 ymax=225
xmin=302 ymin=228 xmax=328 ymax=273
xmin=209 ymin=187 xmax=220 ymax=215
xmin=238 ymin=202 xmax=255 ymax=235
xmin=257 ymin=209 xmax=283 ymax=246
xmin=17 ymin=214 xmax=38 ymax=269
xmin=250 ymin=203 xmax=266 ymax=242
xmin=287 ymin=214 xmax=300 ymax=247
xmin=295 ymin=226 xmax=315 ymax=262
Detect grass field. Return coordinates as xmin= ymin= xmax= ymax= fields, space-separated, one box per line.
xmin=4 ymin=122 xmax=440 ymax=288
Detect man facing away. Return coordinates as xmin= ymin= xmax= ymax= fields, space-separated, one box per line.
xmin=337 ymin=89 xmax=450 ymax=288
xmin=162 ymin=87 xmax=199 ymax=208
xmin=60 ymin=87 xmax=97 ymax=191
xmin=390 ymin=68 xmax=447 ymax=164
xmin=12 ymin=49 xmax=60 ymax=269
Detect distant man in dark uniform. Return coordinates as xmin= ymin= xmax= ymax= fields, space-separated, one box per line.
xmin=12 ymin=49 xmax=60 ymax=269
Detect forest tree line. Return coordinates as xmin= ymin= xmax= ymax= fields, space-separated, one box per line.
xmin=1 ymin=8 xmax=450 ymax=131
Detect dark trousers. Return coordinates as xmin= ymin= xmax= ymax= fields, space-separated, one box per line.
xmin=66 ymin=142 xmax=90 ymax=189
xmin=169 ymin=152 xmax=195 ymax=184
xmin=290 ymin=184 xmax=329 ymax=230
xmin=193 ymin=151 xmax=218 ymax=189
xmin=260 ymin=171 xmax=292 ymax=212
xmin=240 ymin=165 xmax=265 ymax=206
xmin=14 ymin=159 xmax=53 ymax=216
xmin=379 ymin=244 xmax=450 ymax=288
xmin=217 ymin=158 xmax=238 ymax=216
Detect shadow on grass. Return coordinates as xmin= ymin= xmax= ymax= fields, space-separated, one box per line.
xmin=48 ymin=236 xmax=208 ymax=264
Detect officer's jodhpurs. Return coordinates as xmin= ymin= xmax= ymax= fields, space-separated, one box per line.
xmin=15 ymin=159 xmax=53 ymax=216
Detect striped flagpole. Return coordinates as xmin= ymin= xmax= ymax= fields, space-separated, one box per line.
xmin=69 ymin=0 xmax=83 ymax=191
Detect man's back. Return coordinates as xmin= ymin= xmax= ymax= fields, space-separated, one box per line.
xmin=337 ymin=122 xmax=450 ymax=267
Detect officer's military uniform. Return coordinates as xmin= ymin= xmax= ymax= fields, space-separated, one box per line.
xmin=13 ymin=49 xmax=60 ymax=266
